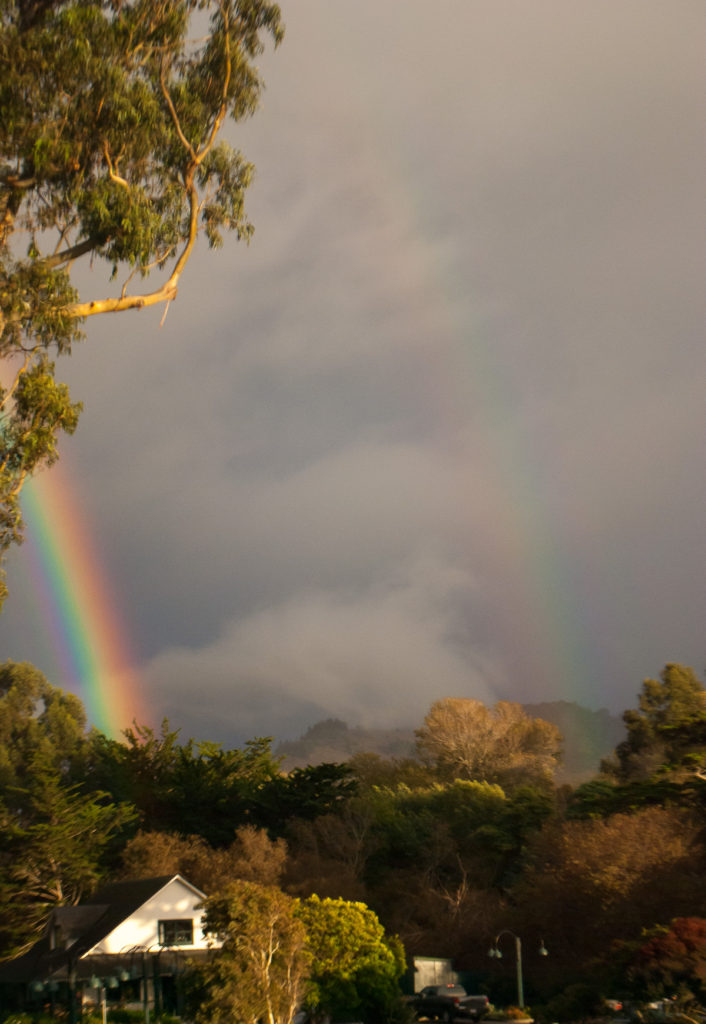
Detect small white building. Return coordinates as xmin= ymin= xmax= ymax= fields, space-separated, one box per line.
xmin=411 ymin=956 xmax=459 ymax=991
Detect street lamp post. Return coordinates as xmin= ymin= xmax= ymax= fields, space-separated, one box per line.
xmin=487 ymin=931 xmax=548 ymax=1010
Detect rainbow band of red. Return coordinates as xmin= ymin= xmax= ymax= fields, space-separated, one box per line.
xmin=22 ymin=469 xmax=145 ymax=737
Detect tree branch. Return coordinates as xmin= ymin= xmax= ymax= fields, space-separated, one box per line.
xmin=52 ymin=2 xmax=235 ymax=323
xmin=65 ymin=178 xmax=199 ymax=318
xmin=102 ymin=141 xmax=130 ymax=190
xmin=0 ymin=353 xmax=32 ymax=412
xmin=193 ymin=1 xmax=232 ymax=166
xmin=39 ymin=236 xmax=102 ymax=270
xmin=160 ymin=60 xmax=197 ymax=164
xmin=65 ymin=277 xmax=178 ymax=317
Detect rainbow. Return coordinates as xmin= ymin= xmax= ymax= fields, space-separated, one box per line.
xmin=362 ymin=142 xmax=593 ymax=706
xmin=21 ymin=466 xmax=146 ymax=738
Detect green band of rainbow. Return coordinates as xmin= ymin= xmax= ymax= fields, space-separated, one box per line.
xmin=22 ymin=468 xmax=146 ymax=738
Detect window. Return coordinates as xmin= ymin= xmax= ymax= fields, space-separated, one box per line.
xmin=158 ymin=919 xmax=194 ymax=946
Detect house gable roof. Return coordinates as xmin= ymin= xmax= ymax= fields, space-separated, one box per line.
xmin=0 ymin=874 xmax=209 ymax=983
xmin=72 ymin=875 xmax=203 ymax=957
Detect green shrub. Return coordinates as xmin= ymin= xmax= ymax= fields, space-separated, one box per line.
xmin=107 ymin=1012 xmax=145 ymax=1024
xmin=543 ymin=983 xmax=603 ymax=1022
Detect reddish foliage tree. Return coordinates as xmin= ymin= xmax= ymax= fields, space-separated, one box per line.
xmin=631 ymin=917 xmax=706 ymax=1001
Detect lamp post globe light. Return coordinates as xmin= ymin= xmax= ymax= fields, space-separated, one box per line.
xmin=487 ymin=932 xmax=548 ymax=1010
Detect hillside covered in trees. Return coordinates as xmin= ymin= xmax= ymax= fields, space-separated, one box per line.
xmin=2 ymin=660 xmax=706 ymax=1021
xmin=276 ymin=701 xmax=625 ymax=783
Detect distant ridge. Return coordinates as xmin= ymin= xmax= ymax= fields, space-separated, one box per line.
xmin=276 ymin=717 xmax=416 ymax=769
xmin=521 ymin=700 xmax=625 ymax=783
xmin=276 ymin=702 xmax=625 ymax=784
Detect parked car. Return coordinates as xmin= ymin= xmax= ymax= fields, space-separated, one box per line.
xmin=411 ymin=984 xmax=491 ymax=1022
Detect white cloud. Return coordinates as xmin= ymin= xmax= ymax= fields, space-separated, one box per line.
xmin=143 ymin=552 xmax=498 ymax=741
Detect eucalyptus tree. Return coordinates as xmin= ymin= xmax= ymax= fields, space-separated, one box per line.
xmin=0 ymin=0 xmax=283 ymax=602
xmin=197 ymin=880 xmax=307 ymax=1024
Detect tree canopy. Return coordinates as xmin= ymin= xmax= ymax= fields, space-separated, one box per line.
xmin=80 ymin=724 xmax=354 ymax=843
xmin=0 ymin=659 xmax=87 ymax=792
xmin=512 ymin=804 xmax=706 ymax=985
xmin=416 ymin=697 xmax=562 ymax=789
xmin=296 ymin=895 xmax=406 ymax=1024
xmin=121 ymin=824 xmax=287 ymax=891
xmin=0 ymin=771 xmax=135 ymax=956
xmin=629 ymin=917 xmax=706 ymax=1004
xmin=198 ymin=880 xmax=307 ymax=1024
xmin=0 ymin=0 xmax=283 ymax=602
xmin=606 ymin=664 xmax=706 ymax=781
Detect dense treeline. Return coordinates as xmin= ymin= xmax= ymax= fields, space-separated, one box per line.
xmin=2 ymin=660 xmax=706 ymax=1017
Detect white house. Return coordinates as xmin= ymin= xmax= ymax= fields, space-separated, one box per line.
xmin=67 ymin=874 xmax=215 ymax=956
xmin=0 ymin=875 xmax=220 ymax=1018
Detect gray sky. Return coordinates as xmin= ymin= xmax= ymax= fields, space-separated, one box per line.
xmin=1 ymin=1 xmax=704 ymax=743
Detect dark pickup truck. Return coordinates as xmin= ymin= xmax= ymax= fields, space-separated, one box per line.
xmin=411 ymin=985 xmax=490 ymax=1022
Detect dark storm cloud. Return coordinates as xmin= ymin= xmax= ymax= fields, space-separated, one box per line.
xmin=0 ymin=1 xmax=703 ymax=738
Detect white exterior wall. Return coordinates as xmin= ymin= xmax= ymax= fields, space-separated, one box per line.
xmin=413 ymin=957 xmax=458 ymax=991
xmin=85 ymin=877 xmax=217 ymax=955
